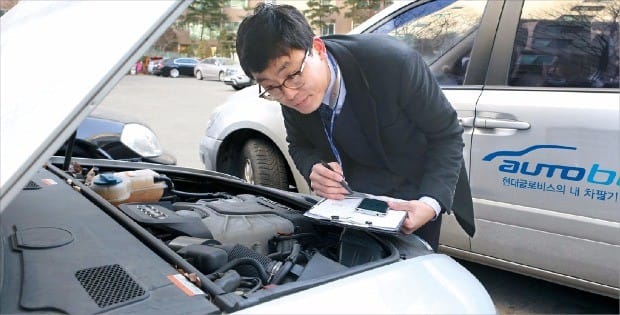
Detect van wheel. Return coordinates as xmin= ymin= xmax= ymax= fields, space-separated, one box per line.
xmin=170 ymin=68 xmax=180 ymax=78
xmin=240 ymin=139 xmax=288 ymax=190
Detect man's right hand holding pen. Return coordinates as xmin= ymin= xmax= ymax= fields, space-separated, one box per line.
xmin=309 ymin=161 xmax=353 ymax=200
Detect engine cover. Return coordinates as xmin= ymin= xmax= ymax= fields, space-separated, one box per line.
xmin=173 ymin=194 xmax=309 ymax=255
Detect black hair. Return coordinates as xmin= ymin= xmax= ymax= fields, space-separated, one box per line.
xmin=236 ymin=3 xmax=314 ymax=78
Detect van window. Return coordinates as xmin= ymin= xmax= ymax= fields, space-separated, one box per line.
xmin=508 ymin=0 xmax=619 ymax=88
xmin=372 ymin=0 xmax=487 ymax=85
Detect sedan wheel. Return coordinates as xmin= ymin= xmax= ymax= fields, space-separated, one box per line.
xmin=240 ymin=139 xmax=288 ymax=190
xmin=170 ymin=68 xmax=180 ymax=78
xmin=218 ymin=71 xmax=225 ymax=81
xmin=195 ymin=70 xmax=203 ymax=80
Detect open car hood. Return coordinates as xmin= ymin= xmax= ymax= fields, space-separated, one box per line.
xmin=0 ymin=0 xmax=190 ymax=212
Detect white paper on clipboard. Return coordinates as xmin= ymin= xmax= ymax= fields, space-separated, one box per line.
xmin=304 ymin=195 xmax=407 ymax=232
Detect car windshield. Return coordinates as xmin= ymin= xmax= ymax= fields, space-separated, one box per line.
xmin=218 ymin=58 xmax=235 ymax=65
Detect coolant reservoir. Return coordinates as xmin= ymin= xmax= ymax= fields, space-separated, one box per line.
xmin=90 ymin=173 xmax=130 ymax=205
xmin=91 ymin=169 xmax=166 ymax=205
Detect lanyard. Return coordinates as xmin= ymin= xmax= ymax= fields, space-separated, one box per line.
xmin=322 ymin=54 xmax=343 ymax=168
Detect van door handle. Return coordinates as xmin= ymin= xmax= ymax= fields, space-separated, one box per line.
xmin=458 ymin=117 xmax=475 ymax=127
xmin=474 ymin=118 xmax=530 ymax=130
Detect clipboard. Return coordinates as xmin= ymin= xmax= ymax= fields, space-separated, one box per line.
xmin=303 ymin=196 xmax=407 ymax=234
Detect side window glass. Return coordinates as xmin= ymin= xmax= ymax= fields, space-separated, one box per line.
xmin=509 ymin=0 xmax=619 ymax=88
xmin=372 ymin=0 xmax=487 ymax=85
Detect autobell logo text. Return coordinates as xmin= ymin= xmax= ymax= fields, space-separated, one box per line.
xmin=483 ymin=145 xmax=620 ymax=186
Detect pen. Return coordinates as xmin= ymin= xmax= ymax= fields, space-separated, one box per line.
xmin=320 ymin=160 xmax=354 ymax=194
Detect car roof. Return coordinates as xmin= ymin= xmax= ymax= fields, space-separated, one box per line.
xmin=0 ymin=1 xmax=190 ymax=212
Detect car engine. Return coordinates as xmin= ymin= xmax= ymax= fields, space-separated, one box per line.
xmin=87 ymin=168 xmax=398 ymax=296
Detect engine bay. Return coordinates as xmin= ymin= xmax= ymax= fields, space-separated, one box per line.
xmin=0 ymin=159 xmax=433 ymax=313
xmin=117 ymin=193 xmax=395 ymax=292
xmin=66 ymin=161 xmax=421 ymax=309
xmin=0 ymin=159 xmax=432 ymax=313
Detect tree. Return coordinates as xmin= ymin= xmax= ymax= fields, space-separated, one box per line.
xmin=304 ymin=0 xmax=340 ymax=34
xmin=218 ymin=31 xmax=237 ymax=59
xmin=340 ymin=0 xmax=392 ymax=26
xmin=182 ymin=0 xmax=229 ymax=41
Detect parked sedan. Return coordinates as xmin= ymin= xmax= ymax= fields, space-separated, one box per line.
xmin=147 ymin=56 xmax=163 ymax=74
xmin=0 ymin=1 xmax=495 ymax=314
xmin=200 ymin=0 xmax=620 ymax=298
xmin=194 ymin=57 xmax=234 ymax=81
xmin=55 ymin=108 xmax=176 ymax=165
xmin=156 ymin=57 xmax=198 ymax=77
xmin=222 ymin=64 xmax=255 ymax=90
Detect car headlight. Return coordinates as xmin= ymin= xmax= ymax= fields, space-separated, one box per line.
xmin=120 ymin=123 xmax=163 ymax=158
xmin=205 ymin=110 xmax=221 ymax=131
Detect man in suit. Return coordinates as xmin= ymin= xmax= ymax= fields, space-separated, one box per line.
xmin=236 ymin=3 xmax=474 ymax=251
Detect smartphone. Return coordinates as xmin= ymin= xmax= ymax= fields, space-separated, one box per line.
xmin=355 ymin=198 xmax=389 ymax=216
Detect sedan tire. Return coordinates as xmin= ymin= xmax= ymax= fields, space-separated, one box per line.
xmin=195 ymin=70 xmax=203 ymax=80
xmin=240 ymin=139 xmax=288 ymax=190
xmin=170 ymin=68 xmax=180 ymax=78
xmin=218 ymin=71 xmax=225 ymax=81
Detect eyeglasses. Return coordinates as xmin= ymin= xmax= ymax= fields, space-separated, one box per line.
xmin=259 ymin=49 xmax=310 ymax=101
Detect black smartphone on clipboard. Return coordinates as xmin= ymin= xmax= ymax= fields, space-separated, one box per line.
xmin=355 ymin=198 xmax=389 ymax=216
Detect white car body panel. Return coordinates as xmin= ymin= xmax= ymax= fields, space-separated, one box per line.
xmin=470 ymin=89 xmax=620 ymax=291
xmin=238 ymin=254 xmax=495 ymax=315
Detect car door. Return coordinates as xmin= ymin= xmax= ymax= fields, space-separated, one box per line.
xmin=176 ymin=58 xmax=197 ymax=75
xmin=470 ymin=0 xmax=619 ymax=294
xmin=365 ymin=0 xmax=502 ymax=250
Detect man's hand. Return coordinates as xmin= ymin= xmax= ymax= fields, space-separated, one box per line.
xmin=387 ymin=200 xmax=436 ymax=234
xmin=309 ymin=161 xmax=349 ymax=200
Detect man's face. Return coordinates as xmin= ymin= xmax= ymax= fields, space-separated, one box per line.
xmin=252 ymin=38 xmax=330 ymax=114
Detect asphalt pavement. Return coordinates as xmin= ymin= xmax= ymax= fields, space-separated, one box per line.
xmin=100 ymin=74 xmax=619 ymax=314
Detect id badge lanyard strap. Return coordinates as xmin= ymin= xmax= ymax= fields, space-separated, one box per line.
xmin=323 ymin=54 xmax=343 ymax=168
xmin=325 ymin=109 xmax=341 ymax=167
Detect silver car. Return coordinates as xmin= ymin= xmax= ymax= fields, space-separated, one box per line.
xmin=223 ymin=64 xmax=255 ymax=90
xmin=0 ymin=1 xmax=495 ymax=314
xmin=194 ymin=57 xmax=235 ymax=81
xmin=200 ymin=0 xmax=620 ymax=298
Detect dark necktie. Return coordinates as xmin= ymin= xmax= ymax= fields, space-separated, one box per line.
xmin=318 ymin=103 xmax=334 ymax=133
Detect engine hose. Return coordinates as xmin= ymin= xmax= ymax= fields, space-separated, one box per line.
xmin=155 ymin=175 xmax=227 ymax=199
xmin=270 ymin=243 xmax=301 ymax=285
xmin=154 ymin=175 xmax=174 ymax=190
xmin=212 ymin=257 xmax=269 ymax=284
xmin=287 ymin=242 xmax=301 ymax=262
xmin=171 ymin=190 xmax=228 ymax=198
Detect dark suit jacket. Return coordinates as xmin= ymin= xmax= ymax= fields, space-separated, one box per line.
xmin=282 ymin=34 xmax=475 ymax=236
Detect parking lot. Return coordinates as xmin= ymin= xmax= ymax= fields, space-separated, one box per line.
xmin=100 ymin=74 xmax=236 ymax=169
xmin=100 ymin=75 xmax=619 ymax=314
